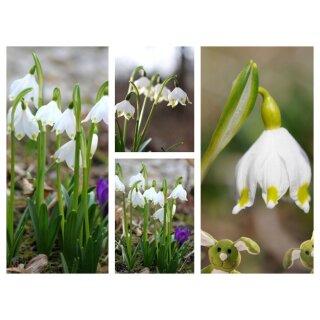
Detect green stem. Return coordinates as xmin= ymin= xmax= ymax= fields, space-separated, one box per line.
xmin=82 ymin=164 xmax=89 ymax=242
xmin=129 ymin=201 xmax=133 ymax=260
xmin=56 ymin=134 xmax=64 ymax=238
xmin=122 ymin=193 xmax=129 ymax=249
xmin=123 ymin=119 xmax=128 ymax=148
xmin=72 ymin=131 xmax=81 ymax=212
xmin=168 ymin=201 xmax=174 ymax=261
xmin=8 ymin=130 xmax=15 ymax=243
xmin=143 ymin=202 xmax=149 ymax=246
xmin=154 ymin=218 xmax=158 ymax=258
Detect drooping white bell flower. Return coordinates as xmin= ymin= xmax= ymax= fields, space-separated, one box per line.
xmin=143 ymin=187 xmax=158 ymax=204
xmin=7 ymin=103 xmax=23 ymax=132
xmin=167 ymin=87 xmax=190 ymax=108
xmin=129 ymin=188 xmax=145 ymax=208
xmin=232 ymin=127 xmax=311 ymax=214
xmin=154 ymin=191 xmax=164 ymax=207
xmin=129 ymin=172 xmax=145 ymax=190
xmin=53 ymin=139 xmax=82 ymax=170
xmin=115 ymin=175 xmax=125 ymax=192
xmin=115 ymin=100 xmax=135 ymax=120
xmin=35 ymin=100 xmax=62 ymax=127
xmin=153 ymin=205 xmax=176 ymax=224
xmin=151 ymin=84 xmax=171 ymax=102
xmin=9 ymin=73 xmax=39 ymax=108
xmin=134 ymin=76 xmax=150 ymax=96
xmin=52 ymin=107 xmax=76 ymax=139
xmin=10 ymin=103 xmax=39 ymax=141
xmin=89 ymin=134 xmax=98 ymax=159
xmin=168 ymin=184 xmax=188 ymax=201
xmin=82 ymin=96 xmax=109 ymax=125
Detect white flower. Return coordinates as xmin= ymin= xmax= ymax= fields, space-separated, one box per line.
xmin=90 ymin=134 xmax=98 ymax=159
xmin=53 ymin=140 xmax=82 ymax=170
xmin=129 ymin=189 xmax=145 ymax=208
xmin=115 ymin=100 xmax=135 ymax=120
xmin=52 ymin=108 xmax=76 ymax=139
xmin=82 ymin=96 xmax=109 ymax=125
xmin=154 ymin=191 xmax=164 ymax=207
xmin=9 ymin=103 xmax=39 ymax=141
xmin=129 ymin=173 xmax=145 ymax=190
xmin=232 ymin=127 xmax=311 ymax=214
xmin=151 ymin=84 xmax=171 ymax=102
xmin=143 ymin=187 xmax=158 ymax=203
xmin=168 ymin=184 xmax=188 ymax=201
xmin=167 ymin=87 xmax=190 ymax=107
xmin=35 ymin=100 xmax=62 ymax=127
xmin=134 ymin=76 xmax=150 ymax=95
xmin=153 ymin=205 xmax=176 ymax=224
xmin=9 ymin=73 xmax=39 ymax=108
xmin=115 ymin=175 xmax=125 ymax=192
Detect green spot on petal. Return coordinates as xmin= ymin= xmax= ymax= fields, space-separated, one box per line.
xmin=297 ymin=183 xmax=309 ymax=205
xmin=17 ymin=133 xmax=22 ymax=139
xmin=267 ymin=186 xmax=278 ymax=204
xmin=239 ymin=188 xmax=249 ymax=207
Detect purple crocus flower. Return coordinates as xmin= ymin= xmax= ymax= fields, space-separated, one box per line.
xmin=96 ymin=178 xmax=108 ymax=207
xmin=175 ymin=227 xmax=190 ymax=246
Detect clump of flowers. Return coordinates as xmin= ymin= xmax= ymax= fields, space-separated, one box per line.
xmin=7 ymin=52 xmax=108 ymax=273
xmin=115 ymin=163 xmax=193 ymax=273
xmin=115 ymin=66 xmax=191 ymax=152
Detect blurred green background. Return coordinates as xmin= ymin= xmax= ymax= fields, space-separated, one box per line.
xmin=201 ymin=47 xmax=313 ymax=273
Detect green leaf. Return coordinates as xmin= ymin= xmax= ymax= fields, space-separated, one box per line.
xmin=38 ymin=203 xmax=49 ymax=253
xmin=28 ymin=199 xmax=39 ymax=240
xmin=137 ymin=138 xmax=152 ymax=152
xmin=162 ymin=141 xmax=184 ymax=152
xmin=61 ymin=185 xmax=71 ymax=213
xmin=201 ymin=60 xmax=259 ymax=180
xmin=60 ymin=253 xmax=70 ymax=273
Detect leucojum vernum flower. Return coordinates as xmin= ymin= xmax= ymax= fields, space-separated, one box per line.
xmin=115 ymin=163 xmax=192 ymax=273
xmin=115 ymin=66 xmax=191 ymax=152
xmin=7 ymin=52 xmax=108 ymax=273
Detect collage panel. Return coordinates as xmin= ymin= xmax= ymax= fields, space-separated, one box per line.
xmin=115 ymin=159 xmax=194 ymax=273
xmin=6 ymin=47 xmax=109 ymax=273
xmin=115 ymin=47 xmax=194 ymax=152
xmin=201 ymin=47 xmax=313 ymax=273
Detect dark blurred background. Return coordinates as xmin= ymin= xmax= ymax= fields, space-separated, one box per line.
xmin=115 ymin=47 xmax=194 ymax=151
xmin=7 ymin=47 xmax=109 ymax=204
xmin=201 ymin=47 xmax=313 ymax=273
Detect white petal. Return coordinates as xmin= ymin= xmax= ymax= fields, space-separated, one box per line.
xmin=53 ymin=108 xmax=76 ymax=139
xmin=134 ymin=77 xmax=150 ymax=95
xmin=168 ymin=184 xmax=188 ymax=201
xmin=129 ymin=173 xmax=145 ymax=190
xmin=36 ymin=101 xmax=62 ymax=126
xmin=14 ymin=105 xmax=39 ymax=140
xmin=115 ymin=175 xmax=125 ymax=192
xmin=129 ymin=189 xmax=145 ymax=208
xmin=143 ymin=187 xmax=158 ymax=203
xmin=115 ymin=100 xmax=135 ymax=120
xmin=154 ymin=191 xmax=164 ymax=207
xmin=82 ymin=96 xmax=109 ymax=125
xmin=167 ymin=87 xmax=189 ymax=107
xmin=54 ymin=140 xmax=79 ymax=169
xmin=90 ymin=134 xmax=98 ymax=159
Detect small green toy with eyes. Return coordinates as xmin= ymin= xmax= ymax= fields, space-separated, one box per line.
xmin=283 ymin=233 xmax=314 ymax=273
xmin=201 ymin=230 xmax=261 ymax=273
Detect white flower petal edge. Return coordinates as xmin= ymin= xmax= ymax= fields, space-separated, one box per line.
xmin=129 ymin=189 xmax=145 ymax=208
xmin=151 ymin=84 xmax=171 ymax=102
xmin=168 ymin=184 xmax=188 ymax=201
xmin=7 ymin=103 xmax=23 ymax=131
xmin=233 ymin=128 xmax=311 ymax=214
xmin=52 ymin=108 xmax=76 ymax=139
xmin=9 ymin=73 xmax=39 ymax=108
xmin=143 ymin=187 xmax=158 ymax=203
xmin=154 ymin=191 xmax=164 ymax=207
xmin=115 ymin=175 xmax=125 ymax=192
xmin=167 ymin=87 xmax=190 ymax=108
xmin=153 ymin=205 xmax=176 ymax=224
xmin=13 ymin=104 xmax=39 ymax=141
xmin=115 ymin=100 xmax=135 ymax=120
xmin=54 ymin=140 xmax=82 ymax=170
xmin=134 ymin=77 xmax=150 ymax=95
xmin=82 ymin=96 xmax=109 ymax=125
xmin=35 ymin=100 xmax=62 ymax=127
xmin=129 ymin=173 xmax=145 ymax=190
xmin=90 ymin=134 xmax=98 ymax=159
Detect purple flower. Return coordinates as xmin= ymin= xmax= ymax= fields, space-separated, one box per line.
xmin=175 ymin=227 xmax=190 ymax=246
xmin=96 ymin=178 xmax=108 ymax=207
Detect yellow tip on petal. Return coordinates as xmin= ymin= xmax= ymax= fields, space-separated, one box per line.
xmin=239 ymin=188 xmax=249 ymax=207
xmin=297 ymin=183 xmax=310 ymax=205
xmin=267 ymin=186 xmax=278 ymax=205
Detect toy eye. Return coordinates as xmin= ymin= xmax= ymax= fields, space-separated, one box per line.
xmin=312 ymin=245 xmax=314 ymax=248
xmin=217 ymin=247 xmax=221 ymax=252
xmin=227 ymin=249 xmax=232 ymax=254
xmin=306 ymin=250 xmax=310 ymax=255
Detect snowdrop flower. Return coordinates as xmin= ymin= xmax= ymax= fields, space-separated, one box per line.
xmin=153 ymin=205 xmax=176 ymax=224
xmin=35 ymin=100 xmax=62 ymax=127
xmin=167 ymin=87 xmax=190 ymax=108
xmin=154 ymin=191 xmax=164 ymax=207
xmin=169 ymin=184 xmax=188 ymax=201
xmin=151 ymin=84 xmax=171 ymax=102
xmin=53 ymin=140 xmax=82 ymax=170
xmin=89 ymin=134 xmax=98 ymax=159
xmin=82 ymin=95 xmax=109 ymax=125
xmin=233 ymin=87 xmax=311 ymax=214
xmin=134 ymin=76 xmax=150 ymax=96
xmin=52 ymin=107 xmax=76 ymax=139
xmin=9 ymin=102 xmax=39 ymax=141
xmin=9 ymin=72 xmax=39 ymax=108
xmin=115 ymin=175 xmax=125 ymax=192
xmin=129 ymin=188 xmax=145 ymax=208
xmin=115 ymin=100 xmax=135 ymax=120
xmin=143 ymin=187 xmax=158 ymax=204
xmin=7 ymin=103 xmax=23 ymax=131
xmin=129 ymin=172 xmax=145 ymax=190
